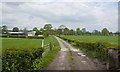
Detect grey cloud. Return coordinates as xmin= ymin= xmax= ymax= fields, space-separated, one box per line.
xmin=2 ymin=2 xmax=118 ymax=32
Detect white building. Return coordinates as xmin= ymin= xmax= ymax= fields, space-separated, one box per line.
xmin=28 ymin=31 xmax=36 ymax=36
xmin=8 ymin=32 xmax=24 ymax=35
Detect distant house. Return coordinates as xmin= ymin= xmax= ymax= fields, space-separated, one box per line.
xmin=8 ymin=32 xmax=25 ymax=35
xmin=38 ymin=35 xmax=43 ymax=36
xmin=28 ymin=31 xmax=36 ymax=36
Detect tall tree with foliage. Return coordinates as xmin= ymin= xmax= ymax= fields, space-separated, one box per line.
xmin=58 ymin=25 xmax=66 ymax=32
xmin=33 ymin=27 xmax=40 ymax=35
xmin=12 ymin=27 xmax=19 ymax=32
xmin=44 ymin=24 xmax=53 ymax=35
xmin=69 ymin=29 xmax=75 ymax=35
xmin=23 ymin=27 xmax=28 ymax=32
xmin=81 ymin=28 xmax=86 ymax=35
xmin=92 ymin=29 xmax=100 ymax=35
xmin=2 ymin=25 xmax=8 ymax=34
xmin=40 ymin=28 xmax=44 ymax=35
xmin=64 ymin=27 xmax=69 ymax=35
xmin=44 ymin=24 xmax=52 ymax=31
xmin=102 ymin=28 xmax=109 ymax=36
xmin=57 ymin=29 xmax=62 ymax=36
xmin=76 ymin=28 xmax=81 ymax=35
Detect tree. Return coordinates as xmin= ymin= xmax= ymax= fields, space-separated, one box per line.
xmin=43 ymin=31 xmax=49 ymax=38
xmin=69 ymin=29 xmax=75 ymax=35
xmin=12 ymin=27 xmax=19 ymax=32
xmin=40 ymin=28 xmax=44 ymax=35
xmin=109 ymin=32 xmax=113 ymax=36
xmin=64 ymin=27 xmax=69 ymax=35
xmin=81 ymin=28 xmax=86 ymax=35
xmin=57 ymin=25 xmax=66 ymax=35
xmin=33 ymin=27 xmax=40 ymax=35
xmin=86 ymin=31 xmax=92 ymax=35
xmin=101 ymin=28 xmax=109 ymax=36
xmin=57 ymin=29 xmax=62 ymax=36
xmin=76 ymin=28 xmax=81 ymax=35
xmin=92 ymin=29 xmax=100 ymax=35
xmin=58 ymin=25 xmax=66 ymax=32
xmin=43 ymin=24 xmax=53 ymax=36
xmin=23 ymin=27 xmax=28 ymax=32
xmin=2 ymin=25 xmax=8 ymax=34
xmin=44 ymin=24 xmax=52 ymax=31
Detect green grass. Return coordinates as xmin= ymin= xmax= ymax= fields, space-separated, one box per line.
xmin=2 ymin=38 xmax=42 ymax=49
xmin=61 ymin=35 xmax=118 ymax=45
xmin=42 ymin=36 xmax=61 ymax=68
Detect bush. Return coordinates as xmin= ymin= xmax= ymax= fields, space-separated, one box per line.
xmin=18 ymin=35 xmax=26 ymax=38
xmin=9 ymin=35 xmax=18 ymax=38
xmin=2 ymin=47 xmax=44 ymax=71
xmin=1 ymin=35 xmax=8 ymax=37
xmin=28 ymin=36 xmax=44 ymax=39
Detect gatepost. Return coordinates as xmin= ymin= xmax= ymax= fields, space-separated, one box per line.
xmin=107 ymin=48 xmax=118 ymax=70
xmin=50 ymin=42 xmax=52 ymax=51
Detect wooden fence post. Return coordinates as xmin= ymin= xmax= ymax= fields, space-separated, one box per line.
xmin=50 ymin=42 xmax=52 ymax=51
xmin=55 ymin=39 xmax=57 ymax=46
xmin=42 ymin=40 xmax=44 ymax=47
xmin=107 ymin=48 xmax=118 ymax=70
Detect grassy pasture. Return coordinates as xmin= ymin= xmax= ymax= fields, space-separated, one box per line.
xmin=61 ymin=35 xmax=118 ymax=45
xmin=2 ymin=38 xmax=42 ymax=49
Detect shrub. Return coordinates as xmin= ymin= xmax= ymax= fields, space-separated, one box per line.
xmin=9 ymin=35 xmax=18 ymax=38
xmin=1 ymin=35 xmax=8 ymax=37
xmin=9 ymin=35 xmax=26 ymax=38
xmin=18 ymin=35 xmax=26 ymax=38
xmin=2 ymin=47 xmax=44 ymax=71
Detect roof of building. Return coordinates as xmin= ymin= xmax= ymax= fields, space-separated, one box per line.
xmin=8 ymin=32 xmax=24 ymax=34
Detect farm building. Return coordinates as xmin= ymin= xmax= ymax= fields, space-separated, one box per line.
xmin=8 ymin=31 xmax=36 ymax=36
xmin=8 ymin=32 xmax=25 ymax=35
xmin=27 ymin=31 xmax=36 ymax=36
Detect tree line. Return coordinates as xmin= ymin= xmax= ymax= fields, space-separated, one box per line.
xmin=0 ymin=24 xmax=119 ymax=36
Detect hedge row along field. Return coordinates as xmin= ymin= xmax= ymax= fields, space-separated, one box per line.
xmin=2 ymin=47 xmax=44 ymax=71
xmin=58 ymin=36 xmax=120 ymax=68
xmin=1 ymin=35 xmax=44 ymax=39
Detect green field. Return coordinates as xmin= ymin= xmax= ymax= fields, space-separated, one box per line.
xmin=2 ymin=38 xmax=42 ymax=49
xmin=61 ymin=35 xmax=118 ymax=45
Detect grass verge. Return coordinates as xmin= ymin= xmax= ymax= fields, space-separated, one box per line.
xmin=42 ymin=36 xmax=61 ymax=68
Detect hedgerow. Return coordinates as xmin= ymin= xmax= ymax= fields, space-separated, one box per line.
xmin=58 ymin=36 xmax=118 ymax=61
xmin=2 ymin=47 xmax=44 ymax=71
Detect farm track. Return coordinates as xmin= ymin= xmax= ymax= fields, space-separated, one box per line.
xmin=43 ymin=36 xmax=106 ymax=70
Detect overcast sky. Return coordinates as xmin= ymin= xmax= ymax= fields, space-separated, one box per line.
xmin=1 ymin=0 xmax=119 ymax=32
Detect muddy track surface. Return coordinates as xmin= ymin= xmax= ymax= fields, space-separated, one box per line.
xmin=43 ymin=36 xmax=106 ymax=70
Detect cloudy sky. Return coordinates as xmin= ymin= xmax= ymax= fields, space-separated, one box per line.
xmin=1 ymin=0 xmax=119 ymax=32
